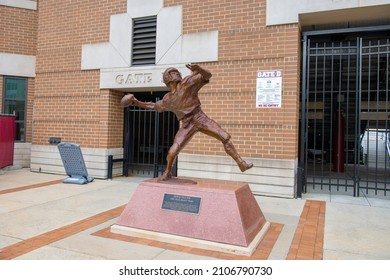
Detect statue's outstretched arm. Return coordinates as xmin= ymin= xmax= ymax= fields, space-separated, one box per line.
xmin=120 ymin=94 xmax=156 ymax=110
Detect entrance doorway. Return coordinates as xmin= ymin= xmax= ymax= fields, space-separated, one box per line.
xmin=299 ymin=27 xmax=390 ymax=197
xmin=123 ymin=92 xmax=179 ymax=177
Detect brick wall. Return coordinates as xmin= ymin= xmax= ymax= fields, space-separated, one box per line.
xmin=165 ymin=0 xmax=300 ymax=160
xmin=0 ymin=5 xmax=37 ymax=55
xmin=34 ymin=0 xmax=127 ymax=148
xmin=108 ymin=90 xmax=125 ymax=148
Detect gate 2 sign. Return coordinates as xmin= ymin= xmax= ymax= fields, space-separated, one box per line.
xmin=256 ymin=70 xmax=282 ymax=108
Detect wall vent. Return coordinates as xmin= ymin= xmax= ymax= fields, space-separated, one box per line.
xmin=132 ymin=16 xmax=157 ymax=65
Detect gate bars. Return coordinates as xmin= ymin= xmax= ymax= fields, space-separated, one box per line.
xmin=359 ymin=37 xmax=390 ymax=195
xmin=123 ymin=94 xmax=179 ymax=178
xmin=299 ymin=26 xmax=390 ymax=197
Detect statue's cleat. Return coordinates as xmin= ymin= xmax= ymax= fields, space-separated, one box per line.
xmin=158 ymin=172 xmax=172 ymax=181
xmin=239 ymin=162 xmax=253 ymax=172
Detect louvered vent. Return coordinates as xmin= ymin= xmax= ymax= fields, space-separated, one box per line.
xmin=132 ymin=16 xmax=157 ymax=65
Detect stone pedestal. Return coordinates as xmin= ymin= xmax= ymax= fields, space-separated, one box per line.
xmin=111 ymin=177 xmax=269 ymax=256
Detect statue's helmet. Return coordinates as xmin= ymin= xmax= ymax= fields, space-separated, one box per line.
xmin=163 ymin=67 xmax=180 ymax=85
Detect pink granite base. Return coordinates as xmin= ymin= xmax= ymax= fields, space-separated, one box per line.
xmin=113 ymin=177 xmax=268 ymax=247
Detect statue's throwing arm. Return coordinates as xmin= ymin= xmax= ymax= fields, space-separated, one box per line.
xmin=120 ymin=94 xmax=157 ymax=111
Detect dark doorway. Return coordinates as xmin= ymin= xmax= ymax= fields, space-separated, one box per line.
xmin=123 ymin=91 xmax=179 ymax=177
xmin=299 ymin=27 xmax=390 ymax=197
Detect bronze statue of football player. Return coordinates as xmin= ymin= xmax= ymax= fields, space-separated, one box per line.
xmin=121 ymin=64 xmax=253 ymax=181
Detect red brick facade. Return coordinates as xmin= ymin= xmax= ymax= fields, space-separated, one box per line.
xmin=33 ymin=1 xmax=126 ymax=148
xmin=25 ymin=0 xmax=300 ymax=160
xmin=0 ymin=5 xmax=37 ymax=55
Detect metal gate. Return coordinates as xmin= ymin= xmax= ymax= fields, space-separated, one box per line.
xmin=299 ymin=26 xmax=390 ymax=197
xmin=123 ymin=92 xmax=179 ymax=177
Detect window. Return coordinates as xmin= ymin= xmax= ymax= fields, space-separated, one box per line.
xmin=3 ymin=77 xmax=27 ymax=141
xmin=132 ymin=16 xmax=157 ymax=65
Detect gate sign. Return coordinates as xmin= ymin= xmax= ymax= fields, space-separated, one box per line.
xmin=256 ymin=70 xmax=282 ymax=108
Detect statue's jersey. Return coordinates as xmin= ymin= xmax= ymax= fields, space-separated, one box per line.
xmin=155 ymin=74 xmax=209 ymax=120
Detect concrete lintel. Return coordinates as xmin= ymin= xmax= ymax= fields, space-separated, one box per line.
xmin=100 ymin=64 xmax=190 ymax=90
xmin=127 ymin=0 xmax=163 ymax=18
xmin=0 ymin=0 xmax=37 ymax=10
xmin=266 ymin=0 xmax=390 ymax=26
xmin=0 ymin=53 xmax=36 ymax=77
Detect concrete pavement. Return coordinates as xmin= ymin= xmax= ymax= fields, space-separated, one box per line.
xmin=0 ymin=168 xmax=389 ymax=260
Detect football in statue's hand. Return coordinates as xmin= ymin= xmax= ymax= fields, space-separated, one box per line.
xmin=120 ymin=94 xmax=135 ymax=107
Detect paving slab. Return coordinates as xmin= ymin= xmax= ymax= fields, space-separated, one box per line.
xmin=0 ymin=168 xmax=65 ymax=191
xmin=0 ymin=198 xmax=34 ymax=214
xmin=14 ymin=245 xmax=108 ymax=260
xmin=324 ymin=202 xmax=390 ymax=260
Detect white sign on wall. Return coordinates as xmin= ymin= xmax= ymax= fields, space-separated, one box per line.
xmin=256 ymin=70 xmax=282 ymax=108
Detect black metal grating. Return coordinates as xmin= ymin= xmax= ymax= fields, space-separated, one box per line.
xmin=299 ymin=31 xmax=390 ymax=197
xmin=123 ymin=92 xmax=179 ymax=178
xmin=132 ymin=16 xmax=157 ymax=65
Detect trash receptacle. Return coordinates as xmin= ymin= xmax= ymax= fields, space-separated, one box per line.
xmin=0 ymin=115 xmax=15 ymax=169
